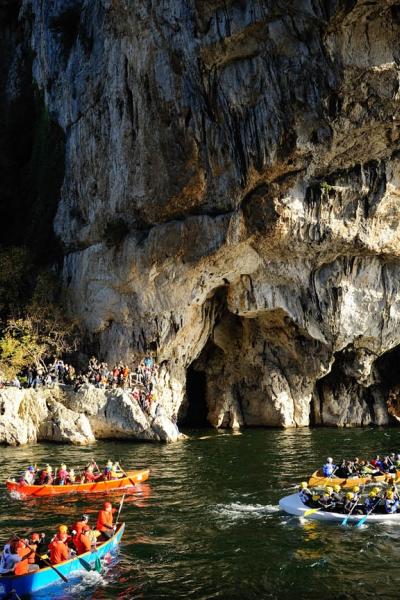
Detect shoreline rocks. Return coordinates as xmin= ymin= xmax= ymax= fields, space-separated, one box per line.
xmin=0 ymin=385 xmax=183 ymax=446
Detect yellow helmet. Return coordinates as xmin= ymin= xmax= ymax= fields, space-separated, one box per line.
xmin=369 ymin=491 xmax=377 ymax=498
xmin=333 ymin=485 xmax=341 ymax=493
xmin=46 ymin=465 xmax=52 ymax=473
xmin=300 ymin=482 xmax=308 ymax=489
xmin=372 ymin=487 xmax=380 ymax=494
xmin=58 ymin=525 xmax=68 ymax=534
xmin=312 ymin=494 xmax=320 ymax=501
xmin=60 ymin=464 xmax=66 ymax=470
xmin=346 ymin=492 xmax=354 ymax=500
xmin=386 ymin=491 xmax=394 ymax=499
xmin=326 ymin=486 xmax=333 ymax=494
xmin=353 ymin=486 xmax=360 ymax=493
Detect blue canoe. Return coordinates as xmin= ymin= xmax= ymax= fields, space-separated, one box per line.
xmin=0 ymin=523 xmax=125 ymax=598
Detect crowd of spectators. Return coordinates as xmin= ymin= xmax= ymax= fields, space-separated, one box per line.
xmin=0 ymin=356 xmax=160 ymax=416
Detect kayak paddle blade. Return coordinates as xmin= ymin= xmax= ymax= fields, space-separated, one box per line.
xmin=78 ymin=557 xmax=92 ymax=572
xmin=340 ymin=515 xmax=349 ymax=527
xmin=303 ymin=508 xmax=320 ymax=516
xmin=95 ymin=555 xmax=102 ymax=572
xmin=355 ymin=515 xmax=368 ymax=528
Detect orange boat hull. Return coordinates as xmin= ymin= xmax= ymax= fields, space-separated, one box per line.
xmin=308 ymin=469 xmax=387 ymax=489
xmin=6 ymin=469 xmax=150 ymax=497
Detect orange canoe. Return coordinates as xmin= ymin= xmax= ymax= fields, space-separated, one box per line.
xmin=308 ymin=469 xmax=388 ymax=489
xmin=6 ymin=468 xmax=150 ymax=497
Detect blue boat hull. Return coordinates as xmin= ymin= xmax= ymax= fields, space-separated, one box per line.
xmin=0 ymin=523 xmax=125 ymax=598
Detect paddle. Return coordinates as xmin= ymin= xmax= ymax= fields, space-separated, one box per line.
xmin=355 ymin=498 xmax=381 ymax=528
xmin=77 ymin=556 xmax=93 ymax=572
xmin=115 ymin=463 xmax=136 ymax=488
xmin=91 ymin=459 xmax=101 ymax=474
xmin=340 ymin=488 xmax=363 ymax=527
xmin=15 ymin=535 xmax=68 ymax=583
xmin=116 ymin=494 xmax=126 ymax=525
xmin=303 ymin=508 xmax=321 ymax=517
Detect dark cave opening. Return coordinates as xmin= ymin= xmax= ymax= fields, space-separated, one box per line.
xmin=180 ymin=365 xmax=209 ymax=427
xmin=375 ymin=345 xmax=400 ymax=390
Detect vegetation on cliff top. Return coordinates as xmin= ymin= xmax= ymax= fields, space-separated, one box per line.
xmin=0 ymin=247 xmax=80 ymax=380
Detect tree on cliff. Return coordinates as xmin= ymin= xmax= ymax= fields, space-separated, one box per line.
xmin=0 ymin=247 xmax=81 ymax=380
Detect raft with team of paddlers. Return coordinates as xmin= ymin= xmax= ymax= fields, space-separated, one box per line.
xmin=6 ymin=459 xmax=150 ymax=497
xmin=308 ymin=454 xmax=400 ymax=488
xmin=15 ymin=460 xmax=126 ymax=486
xmin=280 ymin=453 xmax=400 ymax=523
xmin=0 ymin=502 xmax=125 ymax=598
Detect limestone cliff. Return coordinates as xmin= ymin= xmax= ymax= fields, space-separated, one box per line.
xmin=3 ymin=0 xmax=400 ymax=432
xmin=0 ymin=385 xmax=181 ymax=445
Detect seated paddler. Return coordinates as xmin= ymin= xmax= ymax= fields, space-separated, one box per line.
xmin=384 ymin=490 xmax=399 ymax=514
xmin=298 ymin=482 xmax=312 ymax=505
xmin=364 ymin=490 xmax=380 ymax=514
xmin=322 ymin=457 xmax=336 ymax=477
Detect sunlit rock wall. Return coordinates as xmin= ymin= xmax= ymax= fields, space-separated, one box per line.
xmin=5 ymin=0 xmax=400 ymax=429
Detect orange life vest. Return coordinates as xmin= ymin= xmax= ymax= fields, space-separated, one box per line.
xmin=14 ymin=547 xmax=31 ymax=575
xmin=96 ymin=509 xmax=113 ymax=533
xmin=49 ymin=539 xmax=69 ymax=565
xmin=75 ymin=533 xmax=91 ymax=555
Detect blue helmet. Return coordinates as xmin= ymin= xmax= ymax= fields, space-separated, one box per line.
xmin=28 ymin=466 xmax=35 ymax=472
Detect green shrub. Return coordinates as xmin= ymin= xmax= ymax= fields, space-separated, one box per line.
xmin=320 ymin=181 xmax=333 ymax=193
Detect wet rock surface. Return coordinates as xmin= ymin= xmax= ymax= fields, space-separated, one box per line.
xmin=2 ymin=1 xmax=400 ymax=431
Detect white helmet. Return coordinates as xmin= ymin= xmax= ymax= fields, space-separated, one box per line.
xmin=327 ymin=457 xmax=333 ymax=463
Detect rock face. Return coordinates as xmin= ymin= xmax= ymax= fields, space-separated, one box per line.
xmin=3 ymin=1 xmax=400 ymax=430
xmin=0 ymin=386 xmax=181 ymax=446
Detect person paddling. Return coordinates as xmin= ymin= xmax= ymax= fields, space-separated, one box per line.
xmin=56 ymin=464 xmax=69 ymax=485
xmin=21 ymin=466 xmax=36 ymax=485
xmin=298 ymin=482 xmax=312 ymax=506
xmin=364 ymin=490 xmax=380 ymax=514
xmin=14 ymin=539 xmax=39 ymax=575
xmin=48 ymin=526 xmax=71 ymax=564
xmin=28 ymin=533 xmax=47 ymax=567
xmin=96 ymin=502 xmax=116 ymax=539
xmin=317 ymin=491 xmax=335 ymax=511
xmin=351 ymin=486 xmax=361 ymax=502
xmin=74 ymin=525 xmax=93 ymax=555
xmin=344 ymin=492 xmax=359 ymax=514
xmin=322 ymin=457 xmax=336 ymax=477
xmin=331 ymin=484 xmax=343 ymax=508
xmin=384 ymin=490 xmax=399 ymax=514
xmin=39 ymin=465 xmax=54 ymax=485
xmin=71 ymin=514 xmax=90 ymax=539
xmin=83 ymin=465 xmax=101 ymax=483
xmin=0 ymin=536 xmax=19 ymax=575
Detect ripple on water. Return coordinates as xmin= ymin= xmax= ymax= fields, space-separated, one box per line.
xmin=2 ymin=428 xmax=400 ymax=598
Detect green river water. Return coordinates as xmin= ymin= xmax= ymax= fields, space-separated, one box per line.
xmin=1 ymin=427 xmax=400 ymax=599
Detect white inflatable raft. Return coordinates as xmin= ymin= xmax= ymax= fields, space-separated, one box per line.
xmin=279 ymin=493 xmax=400 ymax=523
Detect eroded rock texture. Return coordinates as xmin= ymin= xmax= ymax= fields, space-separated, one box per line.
xmin=0 ymin=385 xmax=181 ymax=445
xmin=4 ymin=0 xmax=400 ymax=430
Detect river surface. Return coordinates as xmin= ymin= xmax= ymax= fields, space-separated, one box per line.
xmin=1 ymin=427 xmax=400 ymax=599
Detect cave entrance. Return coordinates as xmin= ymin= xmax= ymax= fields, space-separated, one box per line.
xmin=181 ymin=365 xmax=209 ymax=427
xmin=375 ymin=345 xmax=400 ymax=389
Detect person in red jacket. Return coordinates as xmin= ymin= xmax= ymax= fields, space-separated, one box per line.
xmin=83 ymin=465 xmax=101 ymax=483
xmin=74 ymin=526 xmax=92 ymax=555
xmin=71 ymin=514 xmax=89 ymax=538
xmin=49 ymin=526 xmax=71 ymax=565
xmin=14 ymin=540 xmax=39 ymax=575
xmin=96 ymin=502 xmax=116 ymax=539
